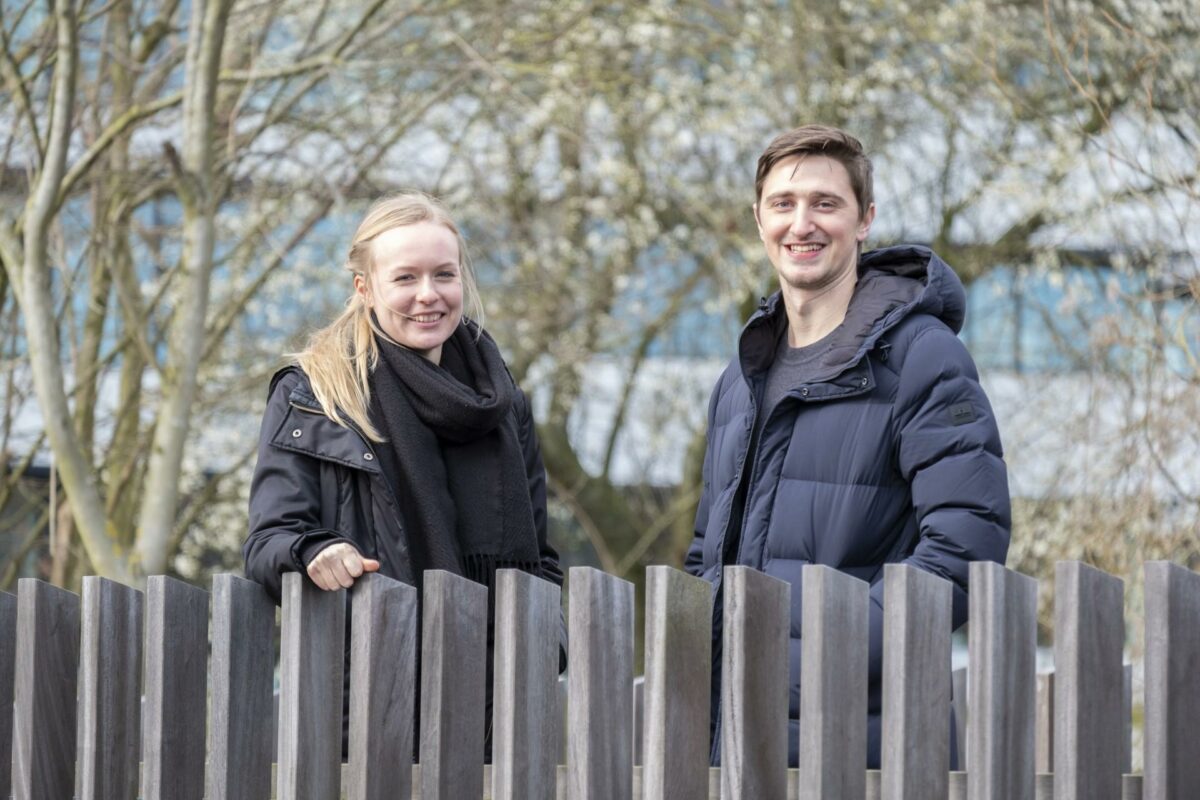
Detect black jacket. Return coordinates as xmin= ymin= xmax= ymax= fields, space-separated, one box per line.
xmin=686 ymin=245 xmax=1011 ymax=767
xmin=244 ymin=366 xmax=563 ymax=601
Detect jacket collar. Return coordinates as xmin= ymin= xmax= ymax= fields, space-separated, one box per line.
xmin=739 ymin=245 xmax=965 ymax=384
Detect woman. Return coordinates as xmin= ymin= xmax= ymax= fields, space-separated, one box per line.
xmin=243 ymin=193 xmax=564 ymax=711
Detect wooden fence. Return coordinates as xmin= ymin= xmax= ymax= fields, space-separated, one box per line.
xmin=2 ymin=560 xmax=1199 ymax=799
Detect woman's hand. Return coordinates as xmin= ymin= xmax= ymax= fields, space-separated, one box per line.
xmin=306 ymin=542 xmax=381 ymax=591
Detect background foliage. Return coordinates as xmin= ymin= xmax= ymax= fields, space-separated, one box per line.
xmin=1 ymin=0 xmax=1196 ymax=646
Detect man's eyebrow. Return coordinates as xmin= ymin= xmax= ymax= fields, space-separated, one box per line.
xmin=809 ymin=191 xmax=847 ymax=203
xmin=762 ymin=189 xmax=847 ymax=204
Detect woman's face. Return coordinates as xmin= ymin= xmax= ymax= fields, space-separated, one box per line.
xmin=356 ymin=221 xmax=463 ymax=364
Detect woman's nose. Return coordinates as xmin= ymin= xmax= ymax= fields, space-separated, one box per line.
xmin=414 ymin=277 xmax=438 ymax=302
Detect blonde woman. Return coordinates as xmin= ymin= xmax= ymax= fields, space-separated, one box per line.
xmin=243 ymin=194 xmax=563 ymax=748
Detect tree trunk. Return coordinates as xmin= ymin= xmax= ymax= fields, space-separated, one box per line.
xmin=135 ymin=0 xmax=233 ymax=574
xmin=20 ymin=0 xmax=132 ymax=584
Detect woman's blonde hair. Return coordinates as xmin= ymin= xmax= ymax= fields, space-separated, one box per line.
xmin=293 ymin=192 xmax=484 ymax=441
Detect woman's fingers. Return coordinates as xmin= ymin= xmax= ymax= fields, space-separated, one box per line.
xmin=307 ymin=558 xmax=340 ymax=591
xmin=306 ymin=543 xmax=372 ymax=591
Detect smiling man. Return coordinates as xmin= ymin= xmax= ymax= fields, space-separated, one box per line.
xmin=684 ymin=125 xmax=1011 ymax=768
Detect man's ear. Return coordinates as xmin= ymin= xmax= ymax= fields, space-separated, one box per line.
xmin=752 ymin=202 xmax=764 ymax=237
xmin=857 ymin=203 xmax=876 ymax=242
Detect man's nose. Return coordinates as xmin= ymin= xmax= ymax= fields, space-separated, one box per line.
xmin=788 ymin=209 xmax=815 ymax=236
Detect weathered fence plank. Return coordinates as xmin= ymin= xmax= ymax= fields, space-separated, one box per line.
xmin=1054 ymin=561 xmax=1125 ymax=800
xmin=722 ymin=566 xmax=789 ymax=800
xmin=0 ymin=591 xmax=15 ymax=800
xmin=421 ymin=570 xmax=489 ymax=800
xmin=144 ymin=576 xmax=209 ymax=800
xmin=796 ymin=565 xmax=867 ymax=800
xmin=567 ymin=566 xmax=635 ymax=800
xmin=642 ymin=566 xmax=712 ymax=800
xmin=206 ymin=574 xmax=276 ymax=800
xmin=278 ymin=572 xmax=346 ymax=799
xmin=1143 ymin=561 xmax=1200 ymax=800
xmin=492 ymin=569 xmax=561 ymax=800
xmin=968 ymin=560 xmax=1037 ymax=800
xmin=881 ymin=564 xmax=952 ymax=800
xmin=11 ymin=579 xmax=80 ymax=800
xmin=347 ymin=572 xmax=418 ymax=800
xmin=77 ymin=577 xmax=144 ymax=800
xmin=1124 ymin=774 xmax=1144 ymax=800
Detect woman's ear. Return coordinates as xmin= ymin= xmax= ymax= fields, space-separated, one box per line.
xmin=353 ymin=273 xmax=371 ymax=305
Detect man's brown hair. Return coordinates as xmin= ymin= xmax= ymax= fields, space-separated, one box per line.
xmin=755 ymin=125 xmax=874 ymax=219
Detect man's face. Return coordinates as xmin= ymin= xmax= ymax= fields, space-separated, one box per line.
xmin=754 ymin=154 xmax=874 ymax=296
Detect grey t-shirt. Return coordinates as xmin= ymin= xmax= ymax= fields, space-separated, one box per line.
xmin=755 ymin=326 xmax=834 ymax=439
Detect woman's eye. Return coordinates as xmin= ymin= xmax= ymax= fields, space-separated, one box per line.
xmin=437 ymin=271 xmax=458 ymax=279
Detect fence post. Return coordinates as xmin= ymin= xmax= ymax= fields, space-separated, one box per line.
xmin=77 ymin=577 xmax=144 ymax=800
xmin=722 ymin=565 xmax=789 ymax=800
xmin=421 ymin=570 xmax=489 ymax=800
xmin=206 ymin=574 xmax=276 ymax=800
xmin=0 ymin=591 xmax=15 ymax=800
xmin=567 ymin=566 xmax=635 ymax=800
xmin=144 ymin=576 xmax=209 ymax=800
xmin=277 ymin=572 xmax=346 ymax=799
xmin=11 ymin=579 xmax=80 ymax=800
xmin=1054 ymin=561 xmax=1124 ymax=800
xmin=347 ymin=572 xmax=418 ymax=800
xmin=642 ymin=566 xmax=712 ymax=800
xmin=1143 ymin=562 xmax=1200 ymax=800
xmin=881 ymin=564 xmax=953 ymax=800
xmin=967 ymin=561 xmax=1037 ymax=800
xmin=492 ymin=569 xmax=561 ymax=800
xmin=795 ymin=565 xmax=867 ymax=800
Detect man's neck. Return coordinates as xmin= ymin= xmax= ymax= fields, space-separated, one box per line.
xmin=781 ymin=270 xmax=857 ymax=348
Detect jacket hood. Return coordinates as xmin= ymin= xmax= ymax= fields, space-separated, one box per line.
xmin=739 ymin=244 xmax=967 ymax=381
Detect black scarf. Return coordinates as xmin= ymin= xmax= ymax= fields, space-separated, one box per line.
xmin=367 ymin=321 xmax=541 ymax=592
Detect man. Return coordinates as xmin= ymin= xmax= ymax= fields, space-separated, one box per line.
xmin=684 ymin=124 xmax=1010 ymax=767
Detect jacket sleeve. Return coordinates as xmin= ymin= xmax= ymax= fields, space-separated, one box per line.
xmin=514 ymin=387 xmax=561 ymax=587
xmin=243 ymin=370 xmax=353 ymax=603
xmin=514 ymin=385 xmax=568 ymax=671
xmin=867 ymin=325 xmax=1012 ymax=683
xmin=684 ymin=373 xmax=723 ymax=577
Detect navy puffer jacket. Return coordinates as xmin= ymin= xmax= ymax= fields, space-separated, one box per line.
xmin=685 ymin=245 xmax=1010 ymax=767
